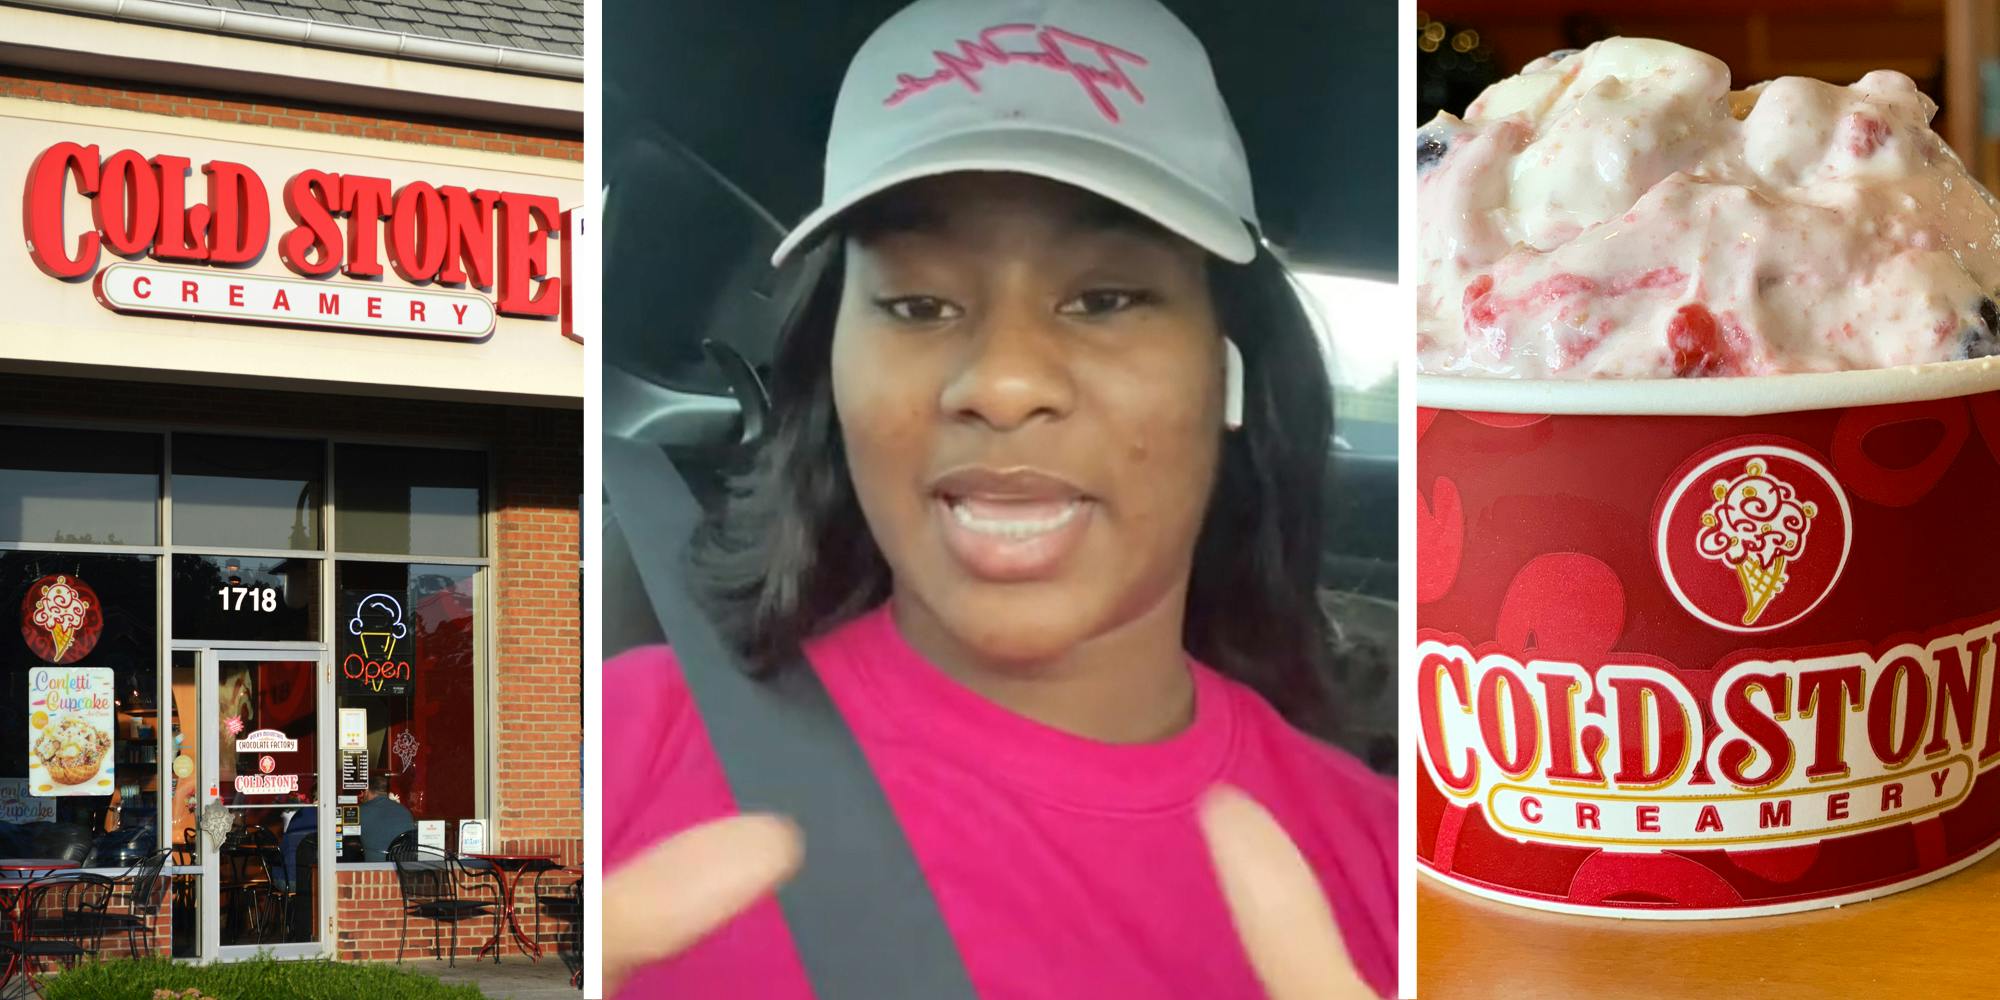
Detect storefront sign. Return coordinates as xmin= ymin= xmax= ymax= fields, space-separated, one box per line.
xmin=233 ymin=772 xmax=300 ymax=796
xmin=22 ymin=141 xmax=569 ymax=338
xmin=19 ymin=575 xmax=103 ymax=665
xmin=340 ymin=592 xmax=413 ymax=696
xmin=234 ymin=728 xmax=298 ymax=753
xmin=97 ymin=262 xmax=498 ymax=339
xmin=0 ymin=778 xmax=57 ymax=823
xmin=27 ymin=666 xmax=114 ymax=796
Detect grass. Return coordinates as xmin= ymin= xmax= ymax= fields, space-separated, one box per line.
xmin=41 ymin=955 xmax=486 ymax=1000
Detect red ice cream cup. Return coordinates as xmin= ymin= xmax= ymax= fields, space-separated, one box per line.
xmin=1416 ymin=359 xmax=2000 ymax=917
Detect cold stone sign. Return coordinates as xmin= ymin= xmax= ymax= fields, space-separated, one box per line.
xmin=21 ymin=142 xmax=574 ymax=341
xmin=232 ymin=728 xmax=301 ymax=796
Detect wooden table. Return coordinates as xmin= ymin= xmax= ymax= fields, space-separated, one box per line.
xmin=1419 ymin=850 xmax=2000 ymax=998
xmin=463 ymin=852 xmax=560 ymax=961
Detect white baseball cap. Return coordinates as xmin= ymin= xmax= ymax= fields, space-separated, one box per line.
xmin=771 ymin=0 xmax=1261 ymax=267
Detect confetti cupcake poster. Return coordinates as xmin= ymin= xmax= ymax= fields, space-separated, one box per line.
xmin=28 ymin=667 xmax=116 ymax=797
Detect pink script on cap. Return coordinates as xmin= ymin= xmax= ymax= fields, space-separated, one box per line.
xmin=883 ymin=24 xmax=1150 ymax=123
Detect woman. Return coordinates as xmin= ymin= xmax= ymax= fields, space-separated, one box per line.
xmin=605 ymin=0 xmax=1395 ymax=996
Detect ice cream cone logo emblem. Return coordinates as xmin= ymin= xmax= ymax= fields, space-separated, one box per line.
xmin=1655 ymin=441 xmax=1852 ymax=635
xmin=31 ymin=577 xmax=88 ymax=661
xmin=347 ymin=594 xmax=408 ymax=660
xmin=1696 ymin=459 xmax=1817 ymax=625
xmin=19 ymin=575 xmax=102 ymax=665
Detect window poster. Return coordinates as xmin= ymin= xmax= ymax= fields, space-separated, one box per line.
xmin=0 ymin=777 xmax=57 ymax=823
xmin=27 ymin=666 xmax=115 ymax=797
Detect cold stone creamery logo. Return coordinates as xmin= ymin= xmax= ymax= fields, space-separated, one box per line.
xmin=29 ymin=577 xmax=89 ymax=662
xmin=1415 ymin=622 xmax=2000 ymax=851
xmin=1410 ymin=440 xmax=2000 ymax=853
xmin=1696 ymin=459 xmax=1816 ymax=626
xmin=19 ymin=575 xmax=103 ymax=665
xmin=21 ymin=141 xmax=573 ymax=341
xmin=1656 ymin=444 xmax=1852 ymax=634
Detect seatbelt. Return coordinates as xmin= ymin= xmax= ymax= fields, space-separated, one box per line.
xmin=604 ymin=434 xmax=980 ymax=999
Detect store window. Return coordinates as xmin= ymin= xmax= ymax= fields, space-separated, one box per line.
xmin=334 ymin=446 xmax=485 ymax=557
xmin=170 ymin=435 xmax=323 ymax=550
xmin=3 ymin=425 xmax=489 ymax=873
xmin=0 ymin=551 xmax=160 ymax=869
xmin=0 ymin=426 xmax=161 ymax=546
xmin=170 ymin=554 xmax=322 ymax=644
xmin=332 ymin=562 xmax=479 ymax=860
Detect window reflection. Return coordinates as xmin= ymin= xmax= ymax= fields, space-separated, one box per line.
xmin=333 ymin=446 xmax=485 ymax=557
xmin=0 ymin=426 xmax=160 ymax=545
xmin=170 ymin=435 xmax=323 ymax=550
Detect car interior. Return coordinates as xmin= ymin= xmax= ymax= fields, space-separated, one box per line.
xmin=602 ymin=0 xmax=1398 ymax=772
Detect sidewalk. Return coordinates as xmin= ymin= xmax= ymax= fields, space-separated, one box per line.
xmin=384 ymin=957 xmax=579 ymax=999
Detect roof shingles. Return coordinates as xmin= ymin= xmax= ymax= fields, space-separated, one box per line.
xmin=170 ymin=0 xmax=582 ymax=56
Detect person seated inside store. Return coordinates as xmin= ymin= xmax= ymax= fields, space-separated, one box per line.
xmin=279 ymin=804 xmax=315 ymax=888
xmin=357 ymin=773 xmax=414 ymax=861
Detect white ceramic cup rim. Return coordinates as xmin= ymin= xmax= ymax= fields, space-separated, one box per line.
xmin=1417 ymin=357 xmax=2000 ymax=417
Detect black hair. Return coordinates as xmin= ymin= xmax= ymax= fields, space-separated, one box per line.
xmin=688 ymin=230 xmax=1342 ymax=738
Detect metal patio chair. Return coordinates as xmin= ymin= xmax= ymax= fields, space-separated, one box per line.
xmin=533 ymin=871 xmax=583 ymax=989
xmin=388 ymin=832 xmax=498 ymax=966
xmin=0 ymin=872 xmax=113 ymax=996
xmin=72 ymin=848 xmax=170 ymax=957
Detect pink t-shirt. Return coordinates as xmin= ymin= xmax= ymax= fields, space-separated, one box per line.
xmin=606 ymin=605 xmax=1396 ymax=998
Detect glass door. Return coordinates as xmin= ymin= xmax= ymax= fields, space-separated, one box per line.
xmin=186 ymin=650 xmax=330 ymax=960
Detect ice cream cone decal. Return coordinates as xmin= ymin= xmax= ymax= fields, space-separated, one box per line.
xmin=1696 ymin=459 xmax=1816 ymax=626
xmin=30 ymin=577 xmax=90 ymax=663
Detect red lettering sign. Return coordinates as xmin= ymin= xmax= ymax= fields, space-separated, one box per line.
xmin=23 ymin=141 xmax=573 ymax=335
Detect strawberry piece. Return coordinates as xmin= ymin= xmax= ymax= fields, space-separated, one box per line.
xmin=1668 ymin=304 xmax=1732 ymax=377
xmin=1462 ymin=275 xmax=1506 ymax=357
xmin=1847 ymin=113 xmax=1890 ymax=157
xmin=1463 ymin=274 xmax=1495 ymax=325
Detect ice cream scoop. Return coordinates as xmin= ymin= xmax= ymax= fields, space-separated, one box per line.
xmin=1417 ymin=38 xmax=2000 ymax=378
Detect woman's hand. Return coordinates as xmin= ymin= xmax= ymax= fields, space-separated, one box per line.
xmin=1200 ymin=785 xmax=1382 ymax=1000
xmin=602 ymin=814 xmax=803 ymax=996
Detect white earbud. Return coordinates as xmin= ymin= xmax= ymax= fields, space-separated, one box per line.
xmin=1223 ymin=337 xmax=1244 ymax=431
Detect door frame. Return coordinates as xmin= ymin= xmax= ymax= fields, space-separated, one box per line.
xmin=194 ymin=647 xmax=334 ymax=963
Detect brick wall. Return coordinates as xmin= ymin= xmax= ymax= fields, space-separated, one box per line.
xmin=0 ymin=372 xmax=582 ymax=961
xmin=337 ymin=863 xmax=579 ymax=963
xmin=0 ymin=67 xmax=581 ymax=161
